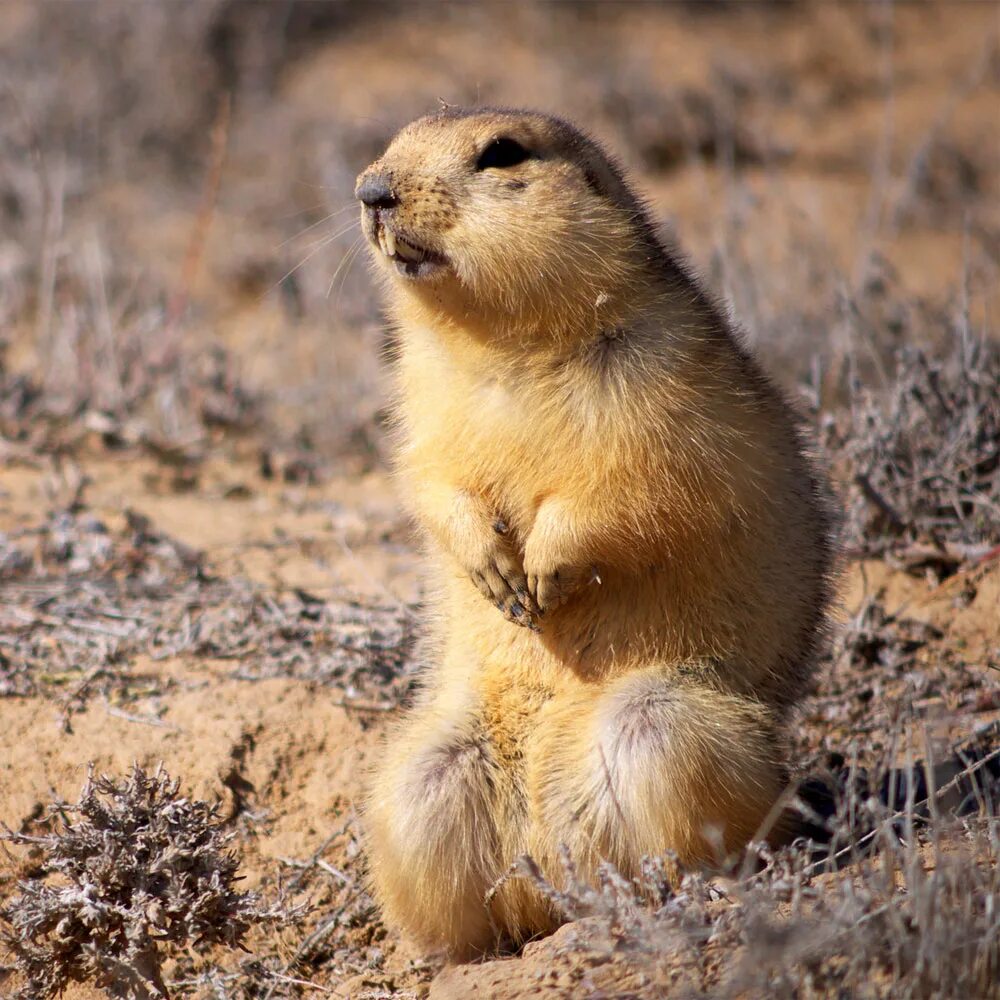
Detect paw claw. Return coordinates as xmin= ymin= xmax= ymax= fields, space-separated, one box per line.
xmin=524 ymin=562 xmax=590 ymax=615
xmin=464 ymin=537 xmax=542 ymax=628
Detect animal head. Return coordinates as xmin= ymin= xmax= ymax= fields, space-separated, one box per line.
xmin=355 ymin=107 xmax=662 ymax=341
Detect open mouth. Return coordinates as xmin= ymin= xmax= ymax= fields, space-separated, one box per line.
xmin=374 ymin=222 xmax=446 ymax=279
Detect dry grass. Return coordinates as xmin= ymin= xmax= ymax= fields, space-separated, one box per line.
xmin=0 ymin=505 xmax=417 ymax=719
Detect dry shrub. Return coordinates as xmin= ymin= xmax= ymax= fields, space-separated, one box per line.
xmin=508 ymin=742 xmax=1000 ymax=1000
xmin=165 ymin=817 xmax=390 ymax=999
xmin=0 ymin=764 xmax=285 ymax=1000
xmin=822 ymin=330 xmax=1000 ymax=571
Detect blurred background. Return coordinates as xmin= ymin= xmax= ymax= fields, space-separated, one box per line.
xmin=1 ymin=0 xmax=997 ymax=467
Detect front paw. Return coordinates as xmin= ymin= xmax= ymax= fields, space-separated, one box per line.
xmin=524 ymin=558 xmax=595 ymax=614
xmin=468 ymin=531 xmax=542 ymax=629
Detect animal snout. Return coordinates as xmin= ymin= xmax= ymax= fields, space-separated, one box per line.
xmin=356 ymin=173 xmax=399 ymax=210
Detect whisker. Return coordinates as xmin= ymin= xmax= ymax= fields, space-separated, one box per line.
xmin=291 ymin=179 xmax=357 ymax=196
xmin=269 ymin=201 xmax=335 ymax=225
xmin=292 ymin=218 xmax=362 ymax=256
xmin=262 ymin=223 xmax=359 ymax=301
xmin=277 ymin=204 xmax=362 ymax=249
xmin=327 ymin=235 xmax=367 ymax=302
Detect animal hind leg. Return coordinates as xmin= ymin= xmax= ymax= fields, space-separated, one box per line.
xmin=528 ymin=668 xmax=789 ymax=879
xmin=365 ymin=701 xmax=506 ymax=957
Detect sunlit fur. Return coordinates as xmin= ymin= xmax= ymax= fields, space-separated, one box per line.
xmin=358 ymin=107 xmax=835 ymax=958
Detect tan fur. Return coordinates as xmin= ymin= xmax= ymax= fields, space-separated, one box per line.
xmin=356 ymin=108 xmax=834 ymax=957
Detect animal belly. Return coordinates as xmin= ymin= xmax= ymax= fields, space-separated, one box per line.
xmin=476 ymin=667 xmax=555 ymax=771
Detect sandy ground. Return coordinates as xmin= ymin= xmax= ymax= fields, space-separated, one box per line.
xmin=2 ymin=451 xmax=997 ymax=998
xmin=1 ymin=455 xmax=429 ymax=997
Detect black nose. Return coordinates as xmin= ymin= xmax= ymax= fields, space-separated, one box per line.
xmin=356 ymin=174 xmax=398 ymax=210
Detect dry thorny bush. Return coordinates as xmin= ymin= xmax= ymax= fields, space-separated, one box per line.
xmin=507 ymin=731 xmax=1000 ymax=1000
xmin=0 ymin=764 xmax=288 ymax=1000
xmin=1 ymin=768 xmax=393 ymax=1000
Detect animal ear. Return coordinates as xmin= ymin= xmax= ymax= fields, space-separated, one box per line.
xmin=583 ymin=168 xmax=603 ymax=196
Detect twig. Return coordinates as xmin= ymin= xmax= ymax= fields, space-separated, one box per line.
xmin=105 ymin=705 xmax=180 ymax=732
xmin=160 ymin=90 xmax=232 ymax=363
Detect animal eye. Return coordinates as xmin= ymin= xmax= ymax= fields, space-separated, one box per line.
xmin=476 ymin=138 xmax=531 ymax=170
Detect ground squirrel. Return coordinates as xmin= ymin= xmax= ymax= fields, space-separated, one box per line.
xmin=355 ymin=107 xmax=835 ymax=957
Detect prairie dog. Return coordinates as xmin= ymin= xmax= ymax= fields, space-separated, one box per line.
xmin=356 ymin=107 xmax=834 ymax=956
